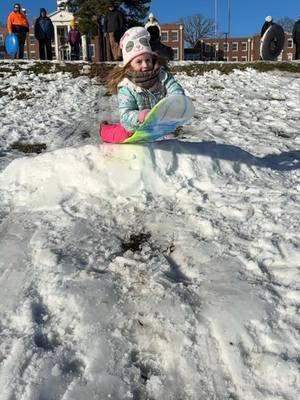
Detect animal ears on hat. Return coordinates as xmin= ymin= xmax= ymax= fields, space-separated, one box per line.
xmin=119 ymin=27 xmax=150 ymax=50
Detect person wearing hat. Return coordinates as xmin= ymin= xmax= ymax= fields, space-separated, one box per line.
xmin=292 ymin=16 xmax=300 ymax=60
xmin=100 ymin=27 xmax=185 ymax=143
xmin=145 ymin=12 xmax=161 ymax=38
xmin=103 ymin=1 xmax=125 ymax=61
xmin=261 ymin=15 xmax=274 ymax=37
xmin=7 ymin=3 xmax=29 ymax=59
xmin=68 ymin=21 xmax=82 ymax=60
xmin=34 ymin=8 xmax=54 ymax=60
xmin=147 ymin=25 xmax=174 ymax=61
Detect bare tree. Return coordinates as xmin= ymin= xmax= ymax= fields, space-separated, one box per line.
xmin=277 ymin=16 xmax=295 ymax=32
xmin=179 ymin=14 xmax=215 ymax=48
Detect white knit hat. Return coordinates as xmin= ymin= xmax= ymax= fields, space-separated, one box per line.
xmin=120 ymin=27 xmax=154 ymax=66
xmin=265 ymin=15 xmax=273 ymax=22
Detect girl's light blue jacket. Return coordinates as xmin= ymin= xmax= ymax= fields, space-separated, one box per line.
xmin=117 ymin=68 xmax=185 ymax=132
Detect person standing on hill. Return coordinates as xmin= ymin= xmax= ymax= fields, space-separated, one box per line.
xmin=68 ymin=21 xmax=81 ymax=60
xmin=145 ymin=12 xmax=161 ymax=38
xmin=147 ymin=25 xmax=174 ymax=61
xmin=103 ymin=1 xmax=125 ymax=61
xmin=261 ymin=15 xmax=273 ymax=37
xmin=7 ymin=3 xmax=29 ymax=59
xmin=34 ymin=8 xmax=54 ymax=60
xmin=292 ymin=17 xmax=300 ymax=60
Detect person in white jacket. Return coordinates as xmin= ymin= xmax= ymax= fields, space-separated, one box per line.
xmin=145 ymin=12 xmax=161 ymax=38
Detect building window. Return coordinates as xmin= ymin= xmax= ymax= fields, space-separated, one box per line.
xmin=88 ymin=44 xmax=95 ymax=58
xmin=213 ymin=42 xmax=219 ymax=51
xmin=241 ymin=56 xmax=247 ymax=62
xmin=241 ymin=42 xmax=247 ymax=51
xmin=171 ymin=30 xmax=178 ymax=42
xmin=0 ymin=34 xmax=3 ymax=46
xmin=57 ymin=27 xmax=66 ymax=36
xmin=223 ymin=42 xmax=229 ymax=52
xmin=287 ymin=39 xmax=293 ymax=48
xmin=287 ymin=53 xmax=293 ymax=61
xmin=232 ymin=42 xmax=238 ymax=51
xmin=29 ymin=34 xmax=35 ymax=45
xmin=172 ymin=47 xmax=179 ymax=60
xmin=161 ymin=31 xmax=168 ymax=42
xmin=52 ymin=49 xmax=57 ymax=60
xmin=231 ymin=56 xmax=238 ymax=62
xmin=223 ymin=57 xmax=228 ymax=62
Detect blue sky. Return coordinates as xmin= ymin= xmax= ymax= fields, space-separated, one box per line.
xmin=1 ymin=0 xmax=299 ymax=37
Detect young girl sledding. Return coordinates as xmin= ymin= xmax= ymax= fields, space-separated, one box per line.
xmin=100 ymin=26 xmax=185 ymax=143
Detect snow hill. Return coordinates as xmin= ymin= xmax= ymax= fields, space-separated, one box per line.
xmin=0 ymin=61 xmax=299 ymax=400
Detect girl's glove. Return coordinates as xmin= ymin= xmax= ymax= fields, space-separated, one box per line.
xmin=139 ymin=109 xmax=151 ymax=124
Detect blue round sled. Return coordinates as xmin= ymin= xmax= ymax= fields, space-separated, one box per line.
xmin=5 ymin=33 xmax=19 ymax=58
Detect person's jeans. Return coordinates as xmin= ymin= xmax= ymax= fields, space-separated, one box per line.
xmin=39 ymin=38 xmax=52 ymax=60
xmin=12 ymin=25 xmax=28 ymax=59
xmin=108 ymin=32 xmax=122 ymax=61
xmin=15 ymin=31 xmax=26 ymax=59
xmin=70 ymin=44 xmax=80 ymax=60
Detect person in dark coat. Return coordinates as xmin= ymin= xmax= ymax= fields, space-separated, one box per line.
xmin=34 ymin=8 xmax=54 ymax=60
xmin=145 ymin=12 xmax=161 ymax=37
xmin=147 ymin=25 xmax=174 ymax=61
xmin=292 ymin=17 xmax=300 ymax=60
xmin=261 ymin=15 xmax=273 ymax=37
xmin=103 ymin=1 xmax=125 ymax=61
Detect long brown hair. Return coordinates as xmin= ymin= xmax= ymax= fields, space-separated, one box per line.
xmin=106 ymin=54 xmax=170 ymax=95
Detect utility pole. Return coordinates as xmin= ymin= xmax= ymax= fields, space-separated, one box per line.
xmin=227 ymin=0 xmax=231 ymax=38
xmin=214 ymin=0 xmax=218 ymax=60
xmin=214 ymin=0 xmax=218 ymax=38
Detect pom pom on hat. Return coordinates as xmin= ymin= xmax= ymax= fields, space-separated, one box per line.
xmin=265 ymin=16 xmax=273 ymax=22
xmin=120 ymin=27 xmax=155 ymax=66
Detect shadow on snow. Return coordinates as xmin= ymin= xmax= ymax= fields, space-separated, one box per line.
xmin=149 ymin=140 xmax=300 ymax=172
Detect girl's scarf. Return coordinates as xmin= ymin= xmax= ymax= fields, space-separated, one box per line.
xmin=125 ymin=63 xmax=160 ymax=89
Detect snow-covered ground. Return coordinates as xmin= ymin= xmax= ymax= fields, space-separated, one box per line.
xmin=0 ymin=61 xmax=300 ymax=400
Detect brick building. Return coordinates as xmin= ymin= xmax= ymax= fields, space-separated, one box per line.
xmin=160 ymin=23 xmax=184 ymax=60
xmin=187 ymin=33 xmax=296 ymax=62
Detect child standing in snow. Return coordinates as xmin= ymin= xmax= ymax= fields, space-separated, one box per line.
xmin=100 ymin=27 xmax=185 ymax=143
